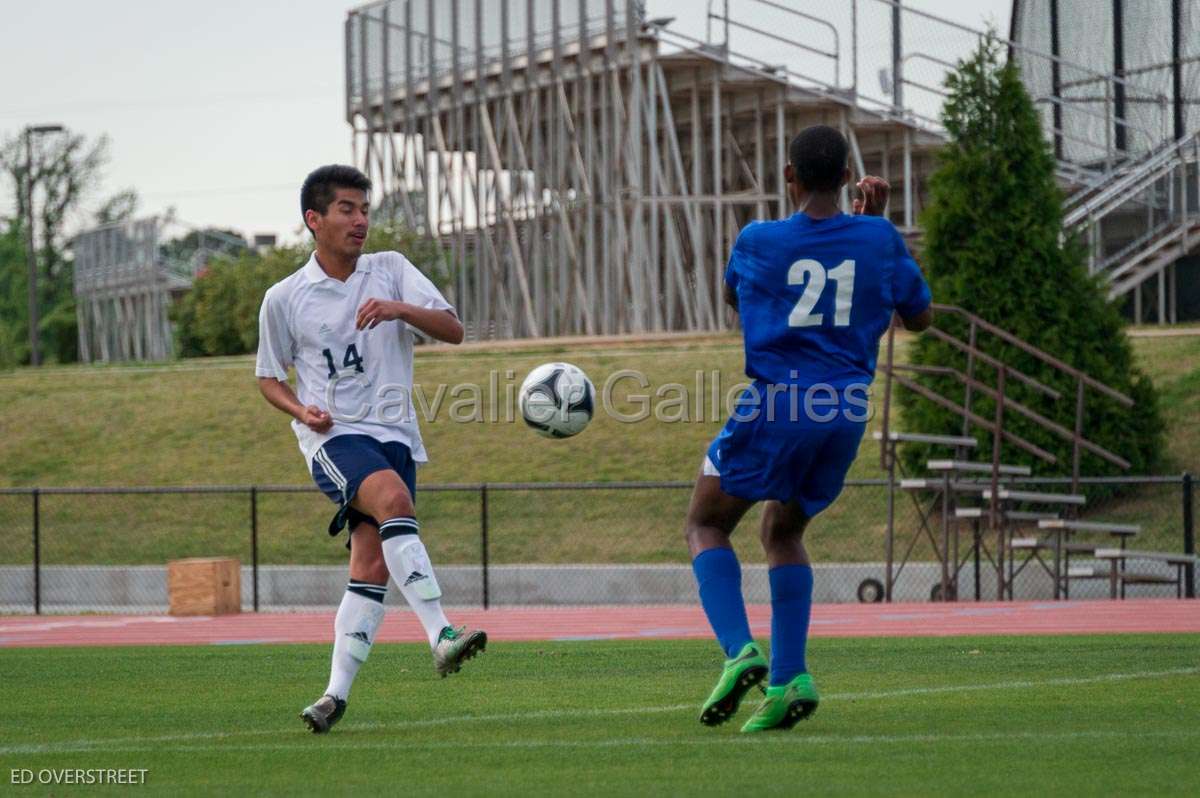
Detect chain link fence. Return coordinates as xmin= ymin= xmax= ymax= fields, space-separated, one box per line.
xmin=1 ymin=476 xmax=1194 ymax=613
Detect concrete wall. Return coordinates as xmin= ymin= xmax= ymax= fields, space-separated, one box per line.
xmin=2 ymin=560 xmax=1188 ymax=614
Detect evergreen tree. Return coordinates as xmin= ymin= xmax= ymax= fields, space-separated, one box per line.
xmin=900 ymin=36 xmax=1164 ymax=480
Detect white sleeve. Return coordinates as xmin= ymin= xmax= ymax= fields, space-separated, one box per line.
xmin=254 ymin=286 xmax=294 ymax=380
xmin=400 ymin=256 xmax=455 ymax=314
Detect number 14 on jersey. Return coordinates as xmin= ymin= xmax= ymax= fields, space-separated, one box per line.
xmin=322 ymin=344 xmax=364 ymax=378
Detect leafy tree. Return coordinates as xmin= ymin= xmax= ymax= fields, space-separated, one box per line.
xmin=0 ymin=129 xmax=135 ymax=364
xmin=0 ymin=222 xmax=28 ymax=369
xmin=899 ymin=36 xmax=1164 ymax=481
xmin=93 ymin=189 xmax=139 ymax=226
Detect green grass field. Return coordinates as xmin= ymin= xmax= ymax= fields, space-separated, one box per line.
xmin=0 ymin=332 xmax=1195 ymax=566
xmin=2 ymin=634 xmax=1197 ymax=795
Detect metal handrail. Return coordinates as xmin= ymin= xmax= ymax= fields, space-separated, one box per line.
xmin=929 ymin=304 xmax=1134 ymax=407
xmin=1109 ymin=221 xmax=1200 ymax=294
xmin=709 ymin=0 xmax=842 ymax=85
xmin=701 ymin=0 xmax=1158 ymax=194
xmin=652 ymin=25 xmax=943 ymax=137
xmin=899 ymin=55 xmax=1158 ymax=163
xmin=745 ymin=0 xmax=840 ymax=55
xmin=715 ymin=16 xmax=836 ymax=65
xmin=1064 ymin=132 xmax=1199 ymax=228
xmin=870 ymin=0 xmax=1152 ymax=95
xmin=879 ymin=302 xmax=1139 ymax=603
xmin=1094 ymin=218 xmax=1179 ymax=276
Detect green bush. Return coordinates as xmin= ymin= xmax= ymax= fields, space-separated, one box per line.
xmin=899 ymin=36 xmax=1165 ymax=480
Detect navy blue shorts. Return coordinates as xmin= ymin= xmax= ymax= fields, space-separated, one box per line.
xmin=706 ymin=386 xmax=865 ymax=517
xmin=310 ymin=434 xmax=417 ymax=543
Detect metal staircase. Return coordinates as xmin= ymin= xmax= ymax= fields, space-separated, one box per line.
xmin=1063 ymin=131 xmax=1200 ymax=319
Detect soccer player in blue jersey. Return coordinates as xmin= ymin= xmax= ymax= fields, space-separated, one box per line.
xmin=686 ymin=125 xmax=932 ymax=732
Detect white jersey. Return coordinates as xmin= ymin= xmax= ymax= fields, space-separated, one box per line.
xmin=254 ymin=250 xmax=453 ymax=467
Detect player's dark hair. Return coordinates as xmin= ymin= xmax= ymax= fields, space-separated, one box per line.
xmin=788 ymin=126 xmax=848 ymax=193
xmin=301 ymin=165 xmax=372 ymax=233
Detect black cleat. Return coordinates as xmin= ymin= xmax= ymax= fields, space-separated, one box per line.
xmin=300 ymin=694 xmax=347 ymax=734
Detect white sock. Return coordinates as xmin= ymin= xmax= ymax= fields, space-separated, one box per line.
xmin=324 ymin=581 xmax=386 ymax=701
xmin=379 ymin=517 xmax=451 ymax=648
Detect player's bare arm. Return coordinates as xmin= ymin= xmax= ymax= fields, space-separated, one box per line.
xmin=355 ymin=298 xmax=465 ymax=344
xmin=723 ymin=283 xmax=738 ymax=312
xmin=852 ymin=174 xmax=931 ymax=331
xmin=256 ymin=376 xmax=333 ymax=432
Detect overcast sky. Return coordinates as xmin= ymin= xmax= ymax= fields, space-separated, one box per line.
xmin=1 ymin=0 xmax=1010 ymax=245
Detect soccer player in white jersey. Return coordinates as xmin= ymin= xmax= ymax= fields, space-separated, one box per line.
xmin=255 ymin=165 xmax=486 ymax=734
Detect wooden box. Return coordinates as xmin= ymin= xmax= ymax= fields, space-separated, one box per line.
xmin=167 ymin=558 xmax=241 ymax=616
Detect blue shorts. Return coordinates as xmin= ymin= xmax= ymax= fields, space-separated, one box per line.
xmin=706 ymin=387 xmax=865 ymax=517
xmin=311 ymin=434 xmax=417 ymax=542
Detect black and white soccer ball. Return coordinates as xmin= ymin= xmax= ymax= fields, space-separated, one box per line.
xmin=518 ymin=362 xmax=595 ymax=439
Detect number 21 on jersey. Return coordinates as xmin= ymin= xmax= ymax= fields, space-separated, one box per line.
xmin=787 ymin=259 xmax=855 ymax=327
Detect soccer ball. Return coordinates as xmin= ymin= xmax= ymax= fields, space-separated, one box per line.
xmin=518 ymin=362 xmax=595 ymax=438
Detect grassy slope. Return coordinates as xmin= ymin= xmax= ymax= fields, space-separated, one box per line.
xmin=0 ymin=334 xmax=901 ymax=487
xmin=1 ymin=635 xmax=1197 ymax=795
xmin=0 ymin=333 xmax=1194 ymax=565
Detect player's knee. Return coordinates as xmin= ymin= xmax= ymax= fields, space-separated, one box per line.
xmin=683 ymin=513 xmax=709 ymax=543
xmin=760 ymin=517 xmax=806 ymax=547
xmin=684 ymin=515 xmax=732 ymax=550
xmin=377 ymin=488 xmax=414 ymax=520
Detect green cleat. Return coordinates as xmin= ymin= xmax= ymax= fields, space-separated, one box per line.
xmin=432 ymin=625 xmax=487 ymax=677
xmin=699 ymin=642 xmax=769 ymax=726
xmin=740 ymin=672 xmax=819 ymax=733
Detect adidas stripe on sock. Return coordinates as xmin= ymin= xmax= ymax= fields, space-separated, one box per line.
xmin=325 ymin=581 xmax=387 ymax=700
xmin=379 ymin=516 xmax=420 ymax=541
xmin=378 ymin=516 xmax=451 ymax=647
xmin=347 ymin=579 xmax=387 ymax=603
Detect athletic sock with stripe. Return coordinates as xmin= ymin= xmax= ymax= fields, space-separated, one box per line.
xmin=325 ymin=581 xmax=387 ymax=701
xmin=379 ymin=516 xmax=451 ymax=647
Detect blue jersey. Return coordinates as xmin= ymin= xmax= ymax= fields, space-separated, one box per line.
xmin=726 ymin=212 xmax=930 ymax=389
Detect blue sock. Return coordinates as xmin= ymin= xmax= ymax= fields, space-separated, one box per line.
xmin=768 ymin=564 xmax=814 ymax=686
xmin=692 ymin=547 xmax=753 ymax=659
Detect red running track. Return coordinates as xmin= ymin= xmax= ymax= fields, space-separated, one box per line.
xmin=0 ymin=599 xmax=1197 ymax=648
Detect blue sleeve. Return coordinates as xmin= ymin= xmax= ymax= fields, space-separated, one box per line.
xmin=891 ymin=228 xmax=931 ymax=318
xmin=724 ymin=251 xmax=740 ymax=292
xmin=725 ymin=222 xmax=761 ymax=291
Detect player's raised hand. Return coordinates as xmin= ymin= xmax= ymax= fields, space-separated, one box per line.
xmin=356 ymin=298 xmax=407 ymax=330
xmin=300 ymin=405 xmax=333 ymax=432
xmin=853 ymin=176 xmax=890 ymax=216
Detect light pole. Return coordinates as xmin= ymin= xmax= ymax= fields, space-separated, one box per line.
xmin=23 ymin=124 xmax=64 ymax=367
